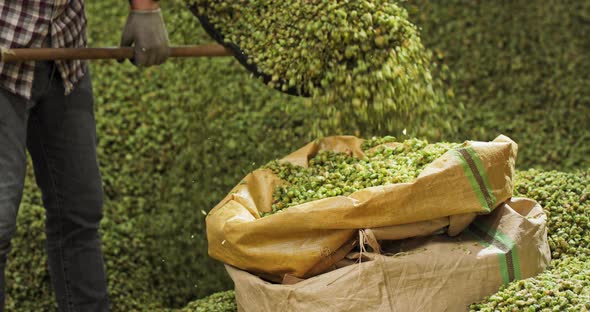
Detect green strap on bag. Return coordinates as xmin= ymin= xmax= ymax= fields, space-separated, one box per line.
xmin=465 ymin=220 xmax=522 ymax=285
xmin=453 ymin=147 xmax=497 ymax=213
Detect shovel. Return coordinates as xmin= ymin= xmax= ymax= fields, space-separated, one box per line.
xmin=0 ymin=45 xmax=232 ymax=62
xmin=0 ymin=3 xmax=308 ymax=97
xmin=0 ymin=42 xmax=304 ymax=96
xmin=188 ymin=4 xmax=309 ymax=97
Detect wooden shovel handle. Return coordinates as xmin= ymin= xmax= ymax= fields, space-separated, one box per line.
xmin=0 ymin=45 xmax=233 ymax=62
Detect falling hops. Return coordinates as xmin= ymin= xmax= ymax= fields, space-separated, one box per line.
xmin=192 ymin=0 xmax=449 ymax=134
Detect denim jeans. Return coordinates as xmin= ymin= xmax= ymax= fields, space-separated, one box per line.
xmin=0 ymin=61 xmax=110 ymax=311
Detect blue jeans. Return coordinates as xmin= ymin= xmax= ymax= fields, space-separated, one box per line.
xmin=0 ymin=61 xmax=109 ymax=311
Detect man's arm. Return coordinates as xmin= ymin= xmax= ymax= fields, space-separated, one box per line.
xmin=120 ymin=0 xmax=170 ymax=66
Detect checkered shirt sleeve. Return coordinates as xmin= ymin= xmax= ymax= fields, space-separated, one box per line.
xmin=0 ymin=0 xmax=88 ymax=100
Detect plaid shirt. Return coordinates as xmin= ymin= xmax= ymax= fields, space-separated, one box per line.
xmin=0 ymin=0 xmax=87 ymax=99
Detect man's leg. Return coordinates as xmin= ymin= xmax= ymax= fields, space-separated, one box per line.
xmin=0 ymin=89 xmax=29 ymax=311
xmin=26 ymin=63 xmax=109 ymax=312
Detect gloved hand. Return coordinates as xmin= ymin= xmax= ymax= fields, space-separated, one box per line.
xmin=120 ymin=8 xmax=170 ymax=66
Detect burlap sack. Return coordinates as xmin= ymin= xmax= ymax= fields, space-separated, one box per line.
xmin=227 ymin=198 xmax=551 ymax=312
xmin=207 ymin=135 xmax=518 ymax=278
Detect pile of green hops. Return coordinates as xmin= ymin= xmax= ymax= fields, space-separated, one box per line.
xmin=515 ymin=170 xmax=590 ymax=260
xmin=176 ymin=291 xmax=237 ymax=312
xmin=192 ymin=0 xmax=448 ymax=133
xmin=263 ymin=138 xmax=460 ymax=215
xmin=470 ymin=256 xmax=590 ymax=312
xmin=471 ymin=169 xmax=590 ymax=311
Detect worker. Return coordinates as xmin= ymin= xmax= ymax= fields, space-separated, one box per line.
xmin=0 ymin=0 xmax=169 ymax=310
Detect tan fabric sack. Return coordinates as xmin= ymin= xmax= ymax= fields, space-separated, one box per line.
xmin=227 ymin=197 xmax=551 ymax=312
xmin=207 ymin=135 xmax=518 ymax=278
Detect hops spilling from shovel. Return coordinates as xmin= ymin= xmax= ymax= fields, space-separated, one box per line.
xmin=191 ymin=0 xmax=448 ymax=132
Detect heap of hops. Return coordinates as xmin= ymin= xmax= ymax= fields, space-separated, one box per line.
xmin=470 ymin=255 xmax=590 ymax=312
xmin=263 ymin=137 xmax=460 ymax=215
xmin=192 ymin=0 xmax=448 ymax=133
xmin=471 ymin=169 xmax=590 ymax=311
